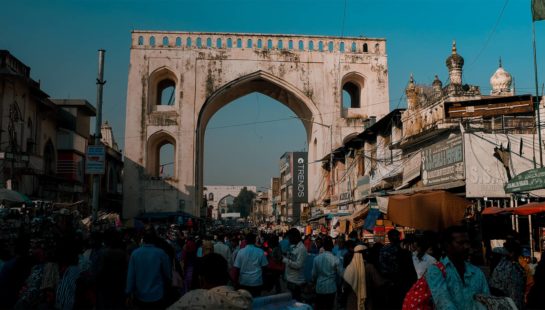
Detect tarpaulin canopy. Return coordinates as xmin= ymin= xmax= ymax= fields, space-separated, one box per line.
xmin=363 ymin=208 xmax=382 ymax=231
xmin=482 ymin=202 xmax=545 ymax=216
xmin=387 ymin=191 xmax=471 ymax=231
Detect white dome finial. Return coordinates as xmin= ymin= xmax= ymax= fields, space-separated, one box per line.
xmin=490 ymin=58 xmax=513 ymax=96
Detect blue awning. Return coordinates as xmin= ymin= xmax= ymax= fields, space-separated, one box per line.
xmin=363 ymin=208 xmax=382 ymax=231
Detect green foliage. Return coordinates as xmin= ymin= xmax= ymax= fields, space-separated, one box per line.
xmin=233 ymin=187 xmax=256 ymax=218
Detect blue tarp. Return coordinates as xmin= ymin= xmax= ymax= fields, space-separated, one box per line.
xmin=363 ymin=208 xmax=381 ymax=231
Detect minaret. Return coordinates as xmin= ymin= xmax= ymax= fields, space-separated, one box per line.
xmin=432 ymin=75 xmax=443 ymax=93
xmin=405 ymin=74 xmax=417 ymax=110
xmin=445 ymin=41 xmax=464 ymax=85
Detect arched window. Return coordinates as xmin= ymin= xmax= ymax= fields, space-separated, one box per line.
xmin=328 ymin=41 xmax=334 ymax=52
xmin=257 ymin=39 xmax=262 ymax=48
xmin=247 ymin=39 xmax=253 ymax=48
xmin=318 ymin=41 xmax=324 ymax=52
xmin=339 ymin=42 xmax=345 ymax=52
xmin=288 ymin=40 xmax=294 ymax=50
xmin=375 ymin=43 xmax=380 ymax=54
xmin=278 ymin=40 xmax=283 ymax=49
xmin=162 ymin=36 xmax=169 ymax=46
xmin=298 ymin=40 xmax=304 ymax=51
xmin=147 ymin=132 xmax=176 ymax=178
xmin=206 ymin=38 xmax=212 ymax=48
xmin=187 ymin=37 xmax=192 ymax=47
xmin=363 ymin=43 xmax=368 ymax=53
xmin=237 ymin=38 xmax=242 ymax=48
xmin=138 ymin=36 xmax=144 ymax=46
xmin=351 ymin=42 xmax=357 ymax=52
xmin=226 ymin=38 xmax=232 ymax=48
xmin=267 ymin=39 xmax=273 ymax=49
xmin=175 ymin=37 xmax=182 ymax=47
xmin=150 ymin=36 xmax=156 ymax=46
xmin=216 ymin=38 xmax=222 ymax=48
xmin=308 ymin=41 xmax=314 ymax=51
xmin=43 ymin=140 xmax=56 ymax=175
xmin=196 ymin=37 xmax=202 ymax=48
xmin=157 ymin=79 xmax=176 ymax=105
xmin=342 ymin=81 xmax=360 ymax=109
xmin=208 ymin=193 xmax=214 ymax=201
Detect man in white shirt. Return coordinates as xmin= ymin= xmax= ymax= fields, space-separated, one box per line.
xmin=283 ymin=228 xmax=307 ymax=302
xmin=233 ymin=233 xmax=268 ymax=297
xmin=412 ymin=237 xmax=437 ymax=279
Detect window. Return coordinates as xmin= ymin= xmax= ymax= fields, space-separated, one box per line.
xmin=363 ymin=43 xmax=368 ymax=53
xmin=150 ymin=36 xmax=156 ymax=46
xmin=247 ymin=39 xmax=253 ymax=48
xmin=175 ymin=37 xmax=182 ymax=47
xmin=138 ymin=36 xmax=144 ymax=46
xmin=157 ymin=79 xmax=176 ymax=105
xmin=237 ymin=38 xmax=242 ymax=48
xmin=308 ymin=41 xmax=314 ymax=51
xmin=217 ymin=38 xmax=223 ymax=48
xmin=162 ymin=36 xmax=169 ymax=46
xmin=43 ymin=140 xmax=56 ymax=175
xmin=298 ymin=40 xmax=304 ymax=51
xmin=342 ymin=82 xmax=360 ymax=109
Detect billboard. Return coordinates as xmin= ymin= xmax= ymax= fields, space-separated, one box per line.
xmin=292 ymin=152 xmax=308 ymax=203
xmin=422 ymin=135 xmax=464 ymax=186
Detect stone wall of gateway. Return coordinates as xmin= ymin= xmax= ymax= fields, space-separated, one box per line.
xmin=124 ymin=31 xmax=390 ymax=218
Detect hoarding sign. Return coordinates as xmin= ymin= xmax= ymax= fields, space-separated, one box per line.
xmin=422 ymin=135 xmax=464 ymax=186
xmin=354 ymin=175 xmax=370 ymax=200
xmin=85 ymin=146 xmax=105 ymax=174
xmin=402 ymin=151 xmax=421 ymax=185
xmin=505 ymin=167 xmax=545 ymax=193
xmin=292 ymin=152 xmax=308 ymax=203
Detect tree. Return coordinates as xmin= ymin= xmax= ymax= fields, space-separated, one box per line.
xmin=233 ymin=187 xmax=256 ymax=218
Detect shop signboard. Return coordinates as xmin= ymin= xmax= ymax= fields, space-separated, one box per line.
xmin=505 ymin=167 xmax=545 ymax=193
xmin=402 ymin=151 xmax=421 ymax=185
xmin=422 ymin=135 xmax=464 ymax=186
xmin=354 ymin=175 xmax=370 ymax=200
xmin=292 ymin=152 xmax=308 ymax=203
xmin=339 ymin=191 xmax=351 ymax=205
xmin=85 ymin=145 xmax=105 ymax=174
xmin=464 ymin=133 xmax=545 ymax=197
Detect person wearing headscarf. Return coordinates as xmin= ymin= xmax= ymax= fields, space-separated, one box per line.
xmin=344 ymin=244 xmax=367 ymax=310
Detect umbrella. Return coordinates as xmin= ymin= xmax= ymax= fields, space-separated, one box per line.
xmin=0 ymin=188 xmax=32 ymax=205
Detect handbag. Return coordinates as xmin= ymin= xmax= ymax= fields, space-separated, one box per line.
xmin=402 ymin=262 xmax=446 ymax=310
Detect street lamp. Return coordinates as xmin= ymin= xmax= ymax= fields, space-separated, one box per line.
xmin=293 ymin=117 xmax=334 ymax=203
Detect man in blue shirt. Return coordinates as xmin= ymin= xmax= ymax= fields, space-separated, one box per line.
xmin=426 ymin=225 xmax=490 ymax=310
xmin=126 ymin=230 xmax=172 ymax=309
xmin=312 ymin=236 xmax=342 ymax=310
xmin=233 ymin=233 xmax=268 ymax=297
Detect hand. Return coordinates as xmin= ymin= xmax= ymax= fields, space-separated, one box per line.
xmin=282 ymin=257 xmax=289 ymax=264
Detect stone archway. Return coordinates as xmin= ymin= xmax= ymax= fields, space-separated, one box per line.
xmin=124 ymin=31 xmax=390 ymax=218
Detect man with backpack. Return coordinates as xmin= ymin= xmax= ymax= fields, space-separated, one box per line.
xmin=425 ymin=226 xmax=489 ymax=309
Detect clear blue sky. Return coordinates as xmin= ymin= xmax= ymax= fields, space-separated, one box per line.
xmin=2 ymin=0 xmax=544 ymax=189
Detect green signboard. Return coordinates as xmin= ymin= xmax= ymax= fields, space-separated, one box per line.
xmin=505 ymin=167 xmax=545 ymax=193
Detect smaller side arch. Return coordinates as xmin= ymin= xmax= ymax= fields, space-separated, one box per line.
xmin=341 ymin=72 xmax=366 ymax=110
xmin=148 ymin=67 xmax=178 ymax=109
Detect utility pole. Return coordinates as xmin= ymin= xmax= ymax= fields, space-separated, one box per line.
xmin=92 ymin=50 xmax=106 ymax=224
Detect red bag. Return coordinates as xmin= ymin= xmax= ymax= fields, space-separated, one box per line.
xmin=402 ymin=262 xmax=446 ymax=310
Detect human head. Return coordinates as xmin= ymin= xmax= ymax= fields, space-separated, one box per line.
xmin=323 ymin=236 xmax=334 ymax=252
xmin=443 ymin=225 xmax=470 ymax=262
xmin=199 ymin=253 xmax=230 ymax=288
xmin=202 ymin=240 xmax=214 ymax=256
xmin=387 ymin=229 xmax=401 ymax=244
xmin=245 ymin=233 xmax=256 ymax=245
xmin=288 ymin=228 xmax=302 ymax=245
xmin=348 ymin=230 xmax=359 ymax=241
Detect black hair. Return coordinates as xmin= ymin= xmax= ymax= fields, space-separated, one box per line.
xmin=245 ymin=233 xmax=256 ymax=244
xmin=323 ymin=236 xmax=334 ymax=251
xmin=201 ymin=253 xmax=230 ymax=286
xmin=442 ymin=225 xmax=468 ymax=246
xmin=288 ymin=228 xmax=302 ymax=244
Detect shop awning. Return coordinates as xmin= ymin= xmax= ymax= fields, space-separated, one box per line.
xmin=482 ymin=202 xmax=545 ymax=216
xmin=387 ymin=190 xmax=471 ymax=231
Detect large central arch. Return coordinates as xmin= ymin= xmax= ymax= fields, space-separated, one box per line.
xmin=196 ymin=70 xmax=324 ymax=215
xmin=123 ymin=31 xmax=390 ymax=219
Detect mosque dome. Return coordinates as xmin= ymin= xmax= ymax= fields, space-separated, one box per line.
xmin=445 ymin=41 xmax=464 ymax=70
xmin=490 ymin=59 xmax=512 ymax=95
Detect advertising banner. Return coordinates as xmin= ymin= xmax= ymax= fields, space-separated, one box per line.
xmin=402 ymin=151 xmax=421 ymax=185
xmin=422 ymin=135 xmax=464 ymax=186
xmin=292 ymin=152 xmax=308 ymax=203
xmin=354 ymin=175 xmax=371 ymax=200
xmin=464 ymin=133 xmax=545 ymax=197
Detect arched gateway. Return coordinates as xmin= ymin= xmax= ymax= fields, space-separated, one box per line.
xmin=124 ymin=31 xmax=389 ymax=219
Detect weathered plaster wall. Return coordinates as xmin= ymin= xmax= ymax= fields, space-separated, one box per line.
xmin=124 ymin=31 xmax=389 ymax=218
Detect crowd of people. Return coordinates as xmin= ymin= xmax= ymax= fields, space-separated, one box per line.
xmin=0 ymin=209 xmax=544 ymax=310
